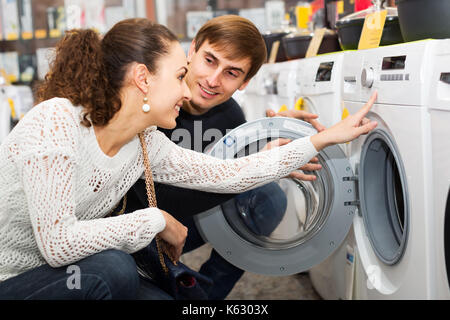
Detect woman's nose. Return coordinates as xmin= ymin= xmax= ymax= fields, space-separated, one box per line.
xmin=183 ymin=80 xmax=192 ymax=101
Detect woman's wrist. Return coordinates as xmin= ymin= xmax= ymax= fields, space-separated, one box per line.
xmin=310 ymin=131 xmax=333 ymax=152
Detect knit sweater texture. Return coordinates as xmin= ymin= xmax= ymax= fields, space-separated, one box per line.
xmin=0 ymin=97 xmax=317 ymax=281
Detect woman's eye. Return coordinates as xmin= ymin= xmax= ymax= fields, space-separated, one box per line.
xmin=206 ymin=57 xmax=213 ymax=64
xmin=178 ymin=74 xmax=186 ymax=81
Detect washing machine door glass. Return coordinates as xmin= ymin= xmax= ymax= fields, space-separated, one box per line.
xmin=194 ymin=117 xmax=357 ymax=276
xmin=358 ymin=129 xmax=410 ymax=265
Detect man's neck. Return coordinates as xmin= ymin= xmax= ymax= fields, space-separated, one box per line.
xmin=182 ymin=100 xmax=211 ymax=116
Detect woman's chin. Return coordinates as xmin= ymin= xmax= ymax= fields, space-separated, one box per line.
xmin=157 ymin=120 xmax=177 ymax=130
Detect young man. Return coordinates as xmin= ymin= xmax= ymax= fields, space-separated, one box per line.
xmin=126 ymin=15 xmax=323 ymax=299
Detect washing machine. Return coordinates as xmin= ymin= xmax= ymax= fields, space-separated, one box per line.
xmin=345 ymin=40 xmax=449 ymax=299
xmin=304 ymin=50 xmax=366 ymax=300
xmin=427 ymin=44 xmax=450 ymax=299
xmin=297 ymin=52 xmax=345 ymax=128
xmin=239 ymin=59 xmax=305 ymax=122
xmin=235 ymin=63 xmax=268 ymax=121
xmin=293 ymin=51 xmax=350 ymax=299
xmin=194 ymin=116 xmax=359 ymax=279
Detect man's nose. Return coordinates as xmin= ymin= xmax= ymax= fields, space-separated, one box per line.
xmin=206 ymin=69 xmax=221 ymax=88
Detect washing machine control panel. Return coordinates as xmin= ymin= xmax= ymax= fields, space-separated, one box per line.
xmin=301 ymin=53 xmax=344 ymax=96
xmin=342 ymin=50 xmax=364 ymax=102
xmin=426 ymin=40 xmax=450 ymax=111
xmin=357 ymin=41 xmax=441 ymax=106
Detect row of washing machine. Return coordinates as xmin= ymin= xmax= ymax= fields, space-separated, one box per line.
xmin=195 ymin=39 xmax=450 ymax=300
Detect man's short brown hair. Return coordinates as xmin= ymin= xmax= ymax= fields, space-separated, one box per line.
xmin=194 ymin=15 xmax=267 ymax=82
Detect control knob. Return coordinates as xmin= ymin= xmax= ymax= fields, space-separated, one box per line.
xmin=361 ymin=67 xmax=375 ymax=88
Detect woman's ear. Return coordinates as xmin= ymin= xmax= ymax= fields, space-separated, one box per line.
xmin=134 ymin=63 xmax=151 ymax=94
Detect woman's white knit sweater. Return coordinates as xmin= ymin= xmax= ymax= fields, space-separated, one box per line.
xmin=0 ymin=97 xmax=318 ymax=282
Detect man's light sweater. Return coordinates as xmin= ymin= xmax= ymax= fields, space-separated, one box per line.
xmin=0 ymin=98 xmax=318 ymax=281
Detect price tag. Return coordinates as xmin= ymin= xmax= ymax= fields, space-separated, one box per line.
xmin=21 ymin=32 xmax=33 ymax=40
xmin=49 ymin=29 xmax=62 ymax=38
xmin=296 ymin=5 xmax=312 ymax=29
xmin=358 ymin=10 xmax=387 ymax=50
xmin=306 ymin=28 xmax=326 ymax=58
xmin=268 ymin=40 xmax=280 ymax=64
xmin=35 ymin=29 xmax=47 ymax=39
xmin=6 ymin=33 xmax=19 ymax=41
xmin=7 ymin=98 xmax=17 ymax=119
xmin=337 ymin=0 xmax=345 ymax=14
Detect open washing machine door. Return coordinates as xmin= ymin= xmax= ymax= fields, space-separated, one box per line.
xmin=194 ymin=117 xmax=357 ymax=276
xmin=357 ymin=129 xmax=410 ymax=266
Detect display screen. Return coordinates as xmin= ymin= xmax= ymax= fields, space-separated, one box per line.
xmin=440 ymin=72 xmax=450 ymax=84
xmin=315 ymin=62 xmax=334 ymax=82
xmin=382 ymin=55 xmax=407 ymax=70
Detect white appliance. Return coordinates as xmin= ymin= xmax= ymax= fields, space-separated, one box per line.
xmin=298 ymin=51 xmax=354 ymax=300
xmin=0 ymin=85 xmax=34 ymax=145
xmin=345 ymin=40 xmax=450 ymax=299
xmin=196 ymin=41 xmax=450 ymax=299
xmin=302 ymin=50 xmax=369 ymax=300
xmin=427 ymin=43 xmax=450 ymax=299
xmin=195 ymin=117 xmax=357 ymax=279
xmin=237 ymin=62 xmax=271 ymax=121
xmin=0 ymin=86 xmax=12 ymax=144
xmin=204 ymin=55 xmax=361 ymax=299
xmin=239 ymin=59 xmax=305 ymax=121
xmin=297 ymin=52 xmax=345 ymax=129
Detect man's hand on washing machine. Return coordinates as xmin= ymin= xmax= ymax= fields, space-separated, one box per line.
xmin=266 ymin=109 xmax=327 ymax=132
xmin=310 ymin=91 xmax=378 ymax=151
xmin=261 ymin=138 xmax=322 ymax=181
xmin=289 ymin=156 xmax=321 ymax=181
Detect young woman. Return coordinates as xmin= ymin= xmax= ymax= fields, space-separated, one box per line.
xmin=0 ymin=18 xmax=377 ymax=300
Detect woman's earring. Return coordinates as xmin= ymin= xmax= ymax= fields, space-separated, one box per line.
xmin=142 ymin=97 xmax=150 ymax=113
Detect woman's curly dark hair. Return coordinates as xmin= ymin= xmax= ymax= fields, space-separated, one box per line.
xmin=36 ymin=18 xmax=178 ymax=127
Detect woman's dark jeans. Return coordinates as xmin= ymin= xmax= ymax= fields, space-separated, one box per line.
xmin=0 ymin=249 xmax=173 ymax=300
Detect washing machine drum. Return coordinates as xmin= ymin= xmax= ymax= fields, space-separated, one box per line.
xmin=194 ymin=117 xmax=357 ymax=276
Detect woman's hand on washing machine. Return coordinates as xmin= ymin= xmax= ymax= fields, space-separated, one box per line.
xmin=261 ymin=139 xmax=322 ymax=181
xmin=266 ymin=109 xmax=326 ymax=132
xmin=310 ymin=91 xmax=378 ymax=151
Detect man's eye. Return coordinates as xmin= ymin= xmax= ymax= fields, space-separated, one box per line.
xmin=206 ymin=57 xmax=213 ymax=64
xmin=228 ymin=71 xmax=238 ymax=78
